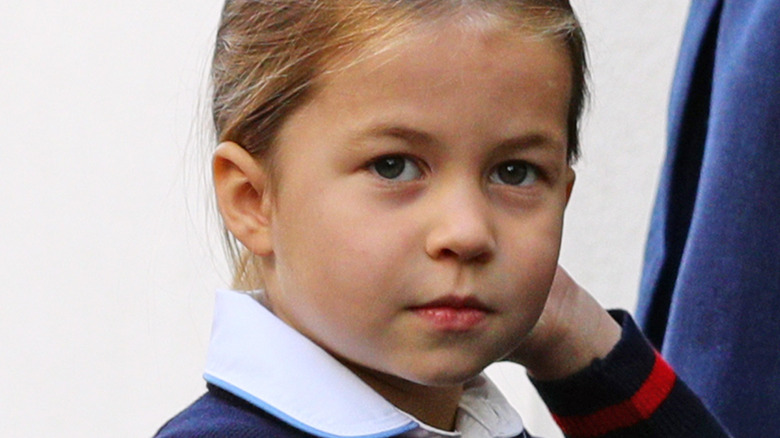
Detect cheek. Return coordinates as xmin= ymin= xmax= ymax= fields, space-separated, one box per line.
xmin=270 ymin=184 xmax=408 ymax=302
xmin=500 ymin=207 xmax=564 ymax=310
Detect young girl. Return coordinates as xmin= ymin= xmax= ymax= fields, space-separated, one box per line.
xmin=156 ymin=1 xmax=729 ymax=437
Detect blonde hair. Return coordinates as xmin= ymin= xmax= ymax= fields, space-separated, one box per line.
xmin=210 ymin=0 xmax=588 ymax=289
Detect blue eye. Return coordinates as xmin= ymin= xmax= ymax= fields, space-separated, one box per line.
xmin=370 ymin=156 xmax=422 ymax=181
xmin=489 ymin=160 xmax=538 ymax=186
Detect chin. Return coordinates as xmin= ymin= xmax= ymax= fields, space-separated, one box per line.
xmin=342 ymin=348 xmax=500 ymax=392
xmin=401 ymin=362 xmax=490 ymax=388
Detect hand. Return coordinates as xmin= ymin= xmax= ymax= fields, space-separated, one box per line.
xmin=506 ymin=266 xmax=622 ymax=381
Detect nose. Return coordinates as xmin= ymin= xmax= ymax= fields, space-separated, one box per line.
xmin=424 ymin=183 xmax=496 ymax=263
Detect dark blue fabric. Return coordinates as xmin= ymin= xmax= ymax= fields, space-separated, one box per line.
xmin=155 ymin=384 xmax=318 ymax=438
xmin=637 ymin=1 xmax=780 ymax=436
xmin=155 ymin=385 xmax=534 ymax=438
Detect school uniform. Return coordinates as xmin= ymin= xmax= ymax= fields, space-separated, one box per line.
xmin=155 ymin=290 xmax=728 ymax=438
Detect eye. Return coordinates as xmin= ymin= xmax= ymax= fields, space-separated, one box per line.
xmin=489 ymin=160 xmax=538 ymax=186
xmin=369 ymin=155 xmax=423 ymax=181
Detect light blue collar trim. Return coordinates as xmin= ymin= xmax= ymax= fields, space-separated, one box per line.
xmin=203 ymin=375 xmax=416 ymax=438
xmin=204 ymin=289 xmax=524 ymax=438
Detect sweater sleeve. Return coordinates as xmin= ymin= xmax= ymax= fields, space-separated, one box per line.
xmin=530 ymin=311 xmax=731 ymax=438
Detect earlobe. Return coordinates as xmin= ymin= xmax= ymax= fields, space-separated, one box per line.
xmin=213 ymin=142 xmax=274 ymax=256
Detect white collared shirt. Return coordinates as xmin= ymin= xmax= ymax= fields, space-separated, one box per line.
xmin=204 ymin=289 xmax=526 ymax=438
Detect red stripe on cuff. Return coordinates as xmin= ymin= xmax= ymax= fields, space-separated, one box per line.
xmin=552 ymin=353 xmax=677 ymax=438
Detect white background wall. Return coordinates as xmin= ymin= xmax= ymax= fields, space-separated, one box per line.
xmin=0 ymin=2 xmax=689 ymax=437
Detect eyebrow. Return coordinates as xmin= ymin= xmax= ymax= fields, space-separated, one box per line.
xmin=356 ymin=125 xmax=436 ymax=147
xmin=351 ymin=123 xmax=565 ymax=156
xmin=491 ymin=133 xmax=566 ymax=156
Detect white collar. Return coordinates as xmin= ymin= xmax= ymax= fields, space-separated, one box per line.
xmin=204 ymin=289 xmax=525 ymax=438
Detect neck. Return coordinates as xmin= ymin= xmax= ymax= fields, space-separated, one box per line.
xmin=345 ymin=363 xmax=464 ymax=431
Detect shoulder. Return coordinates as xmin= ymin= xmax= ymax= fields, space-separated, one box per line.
xmin=154 ymin=384 xmax=316 ymax=438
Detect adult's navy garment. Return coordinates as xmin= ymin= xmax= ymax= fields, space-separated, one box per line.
xmin=637 ymin=1 xmax=780 ymax=437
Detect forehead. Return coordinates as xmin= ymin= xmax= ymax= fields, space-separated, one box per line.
xmin=304 ymin=18 xmax=573 ymax=147
xmin=323 ymin=12 xmax=572 ymax=83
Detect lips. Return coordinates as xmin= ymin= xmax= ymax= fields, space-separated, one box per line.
xmin=410 ymin=295 xmax=491 ymax=331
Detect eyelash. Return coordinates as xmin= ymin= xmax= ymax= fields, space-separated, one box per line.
xmin=367 ymin=154 xmax=542 ymax=187
xmin=368 ymin=155 xmax=423 ymax=182
xmin=488 ymin=160 xmax=539 ymax=187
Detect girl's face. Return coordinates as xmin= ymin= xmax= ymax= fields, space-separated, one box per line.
xmin=261 ymin=19 xmax=573 ymax=396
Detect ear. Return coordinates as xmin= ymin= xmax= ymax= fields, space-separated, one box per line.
xmin=564 ymin=167 xmax=576 ymax=206
xmin=213 ymin=142 xmax=274 ymax=257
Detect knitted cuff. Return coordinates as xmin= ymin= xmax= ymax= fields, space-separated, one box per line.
xmin=530 ymin=311 xmax=729 ymax=438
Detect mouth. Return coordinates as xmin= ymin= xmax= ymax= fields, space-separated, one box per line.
xmin=409 ymin=296 xmax=492 ymax=332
